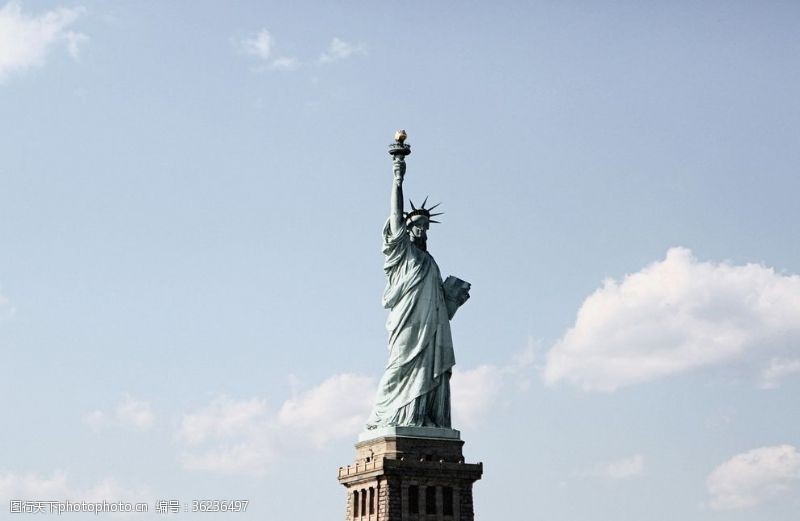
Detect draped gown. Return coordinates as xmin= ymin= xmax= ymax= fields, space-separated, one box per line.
xmin=366 ymin=220 xmax=455 ymax=429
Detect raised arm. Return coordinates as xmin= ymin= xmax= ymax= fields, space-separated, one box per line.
xmin=389 ymin=156 xmax=406 ymax=234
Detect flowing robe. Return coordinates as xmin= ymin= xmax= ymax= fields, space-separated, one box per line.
xmin=366 ymin=220 xmax=455 ymax=429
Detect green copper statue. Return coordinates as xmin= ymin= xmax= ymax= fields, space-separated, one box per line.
xmin=366 ymin=131 xmax=471 ymax=430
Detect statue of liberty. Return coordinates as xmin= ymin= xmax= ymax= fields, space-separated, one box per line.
xmin=366 ymin=131 xmax=471 ymax=430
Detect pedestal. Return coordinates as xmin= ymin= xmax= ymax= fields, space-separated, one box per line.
xmin=338 ymin=428 xmax=483 ymax=521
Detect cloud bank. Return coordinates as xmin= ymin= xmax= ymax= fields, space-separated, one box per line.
xmin=544 ymin=247 xmax=800 ymax=391
xmin=175 ymin=338 xmax=538 ymax=476
xmin=0 ymin=470 xmax=151 ymax=506
xmin=0 ymin=1 xmax=86 ymax=82
xmin=178 ymin=374 xmax=375 ymax=475
xmin=451 ymin=365 xmax=504 ymax=427
xmin=176 ymin=354 xmax=531 ymax=477
xmin=707 ymin=445 xmax=800 ymax=510
xmin=84 ymin=395 xmax=155 ymax=431
xmin=278 ymin=373 xmax=376 ymax=447
xmin=450 ymin=343 xmax=536 ymax=427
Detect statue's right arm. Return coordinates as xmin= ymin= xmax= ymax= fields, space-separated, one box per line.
xmin=389 ymin=157 xmax=405 ymax=235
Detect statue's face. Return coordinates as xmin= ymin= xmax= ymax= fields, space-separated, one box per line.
xmin=409 ymin=218 xmax=429 ymax=243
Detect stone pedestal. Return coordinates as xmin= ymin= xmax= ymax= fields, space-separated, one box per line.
xmin=338 ymin=428 xmax=482 ymax=521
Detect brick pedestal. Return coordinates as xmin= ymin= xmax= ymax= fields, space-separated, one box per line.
xmin=338 ymin=432 xmax=482 ymax=521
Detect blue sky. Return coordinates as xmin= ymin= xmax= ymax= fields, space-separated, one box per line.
xmin=1 ymin=1 xmax=799 ymax=519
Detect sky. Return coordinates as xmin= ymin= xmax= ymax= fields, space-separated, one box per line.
xmin=1 ymin=1 xmax=799 ymax=519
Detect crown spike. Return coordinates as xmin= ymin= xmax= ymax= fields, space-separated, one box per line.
xmin=404 ymin=197 xmax=444 ymax=225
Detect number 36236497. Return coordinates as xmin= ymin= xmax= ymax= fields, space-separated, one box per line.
xmin=191 ymin=500 xmax=249 ymax=512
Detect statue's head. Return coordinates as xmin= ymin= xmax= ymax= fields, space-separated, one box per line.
xmin=408 ymin=215 xmax=430 ymax=245
xmin=405 ymin=197 xmax=442 ymax=250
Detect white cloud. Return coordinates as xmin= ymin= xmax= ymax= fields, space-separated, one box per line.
xmin=64 ymin=30 xmax=88 ymax=60
xmin=268 ymin=56 xmax=299 ymax=71
xmin=543 ymin=247 xmax=800 ymax=391
xmin=83 ymin=410 xmax=107 ymax=432
xmin=83 ymin=477 xmax=151 ymax=505
xmin=178 ymin=374 xmax=374 ymax=475
xmin=181 ymin=438 xmax=274 ymax=476
xmin=319 ymin=37 xmax=365 ymax=63
xmin=0 ymin=470 xmax=70 ymax=499
xmin=178 ymin=395 xmax=273 ymax=476
xmin=238 ymin=28 xmax=298 ymax=72
xmin=115 ymin=395 xmax=154 ymax=430
xmin=0 ymin=1 xmax=87 ymax=82
xmin=579 ymin=454 xmax=645 ymax=480
xmin=451 ymin=342 xmax=537 ymax=427
xmin=177 ymin=349 xmax=536 ymax=476
xmin=0 ymin=470 xmax=151 ymax=506
xmin=277 ymin=373 xmax=375 ymax=447
xmin=451 ymin=365 xmax=503 ymax=427
xmin=84 ymin=395 xmax=155 ymax=432
xmin=178 ymin=395 xmax=266 ymax=445
xmin=240 ymin=28 xmax=272 ymax=60
xmin=760 ymin=358 xmax=800 ymax=389
xmin=707 ymin=445 xmax=800 ymax=510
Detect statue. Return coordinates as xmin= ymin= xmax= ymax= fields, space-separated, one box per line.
xmin=366 ymin=131 xmax=471 ymax=430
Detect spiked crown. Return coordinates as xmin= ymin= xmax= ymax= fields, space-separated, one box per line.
xmin=405 ymin=196 xmax=443 ymax=225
